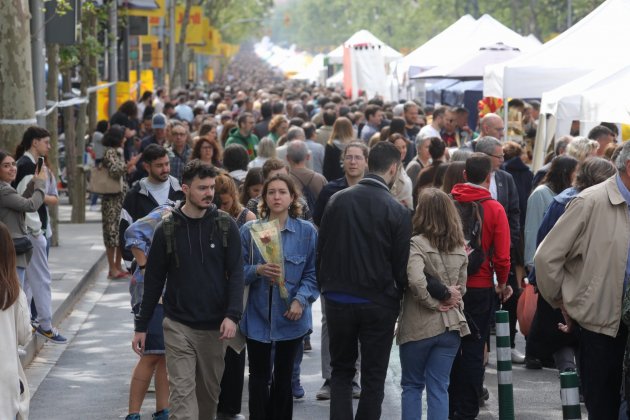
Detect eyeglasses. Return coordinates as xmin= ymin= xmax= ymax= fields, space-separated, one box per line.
xmin=486 ymin=153 xmax=505 ymax=160
xmin=344 ymin=155 xmax=365 ymax=162
xmin=200 ymin=146 xmax=213 ymax=150
xmin=172 ymin=132 xmax=187 ymax=136
xmin=1 ymin=162 xmax=17 ymax=168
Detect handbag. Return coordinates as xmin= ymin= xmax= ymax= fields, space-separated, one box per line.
xmin=89 ymin=164 xmax=123 ymax=194
xmin=517 ymin=283 xmax=538 ymax=337
xmin=12 ymin=236 xmax=33 ymax=255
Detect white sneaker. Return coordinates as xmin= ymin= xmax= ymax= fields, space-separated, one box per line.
xmin=511 ymin=348 xmax=526 ymax=364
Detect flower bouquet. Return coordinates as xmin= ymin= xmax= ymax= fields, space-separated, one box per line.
xmin=250 ymin=219 xmax=289 ymax=308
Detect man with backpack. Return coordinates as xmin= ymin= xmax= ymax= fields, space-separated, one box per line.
xmin=287 ymin=140 xmax=327 ymax=213
xmin=449 ymin=153 xmax=512 ymax=420
xmin=132 ymin=160 xmax=244 ymax=420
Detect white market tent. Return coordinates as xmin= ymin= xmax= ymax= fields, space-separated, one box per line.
xmin=484 ymin=0 xmax=630 ymax=99
xmin=326 ymin=30 xmax=402 ymax=64
xmin=413 ymin=42 xmax=522 ymax=80
xmin=291 ymin=54 xmax=326 ymax=83
xmin=401 ymin=14 xmax=540 ymax=79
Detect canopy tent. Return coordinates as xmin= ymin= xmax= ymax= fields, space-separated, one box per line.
xmin=326 ymin=30 xmax=402 ymax=64
xmin=425 ymin=79 xmax=460 ymax=105
xmin=484 ymin=0 xmax=630 ymax=99
xmin=413 ymin=42 xmax=522 ymax=80
xmin=326 ymin=70 xmax=344 ymax=87
xmin=401 ymin=14 xmax=540 ymax=79
xmin=441 ymin=80 xmax=483 ymax=106
xmin=291 ymin=54 xmax=326 ymax=83
xmin=396 ymin=15 xmax=476 ymax=80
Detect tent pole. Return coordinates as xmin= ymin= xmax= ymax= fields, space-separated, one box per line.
xmin=503 ymin=97 xmax=509 ymax=142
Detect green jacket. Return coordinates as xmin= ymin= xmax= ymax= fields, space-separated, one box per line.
xmin=225 ymin=127 xmax=259 ymax=160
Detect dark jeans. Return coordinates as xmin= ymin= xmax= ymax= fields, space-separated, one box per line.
xmin=247 ymin=337 xmax=302 ymax=420
xmin=579 ymin=323 xmax=628 ymax=420
xmin=325 ymin=299 xmax=399 ymax=420
xmin=449 ymin=287 xmax=495 ymax=420
xmin=502 ymin=270 xmax=521 ymax=347
xmin=217 ymin=346 xmax=246 ymax=415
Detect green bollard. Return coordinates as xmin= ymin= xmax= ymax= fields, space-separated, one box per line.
xmin=496 ymin=310 xmax=515 ymax=420
xmin=560 ymin=371 xmax=581 ymax=419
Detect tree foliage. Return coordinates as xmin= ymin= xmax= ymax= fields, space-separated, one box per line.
xmin=270 ymin=0 xmax=605 ymax=52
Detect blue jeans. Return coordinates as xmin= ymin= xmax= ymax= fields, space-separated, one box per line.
xmin=400 ymin=331 xmax=461 ymax=420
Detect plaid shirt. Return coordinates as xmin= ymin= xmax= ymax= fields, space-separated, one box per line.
xmin=168 ymin=144 xmax=192 ymax=182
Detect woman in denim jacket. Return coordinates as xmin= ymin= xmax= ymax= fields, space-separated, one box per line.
xmin=240 ymin=173 xmax=319 ymax=420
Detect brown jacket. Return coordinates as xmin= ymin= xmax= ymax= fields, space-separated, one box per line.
xmin=397 ymin=235 xmax=470 ymax=345
xmin=535 ymin=176 xmax=630 ymax=337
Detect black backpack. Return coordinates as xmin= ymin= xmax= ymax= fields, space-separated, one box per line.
xmin=451 ymin=197 xmax=492 ymax=276
xmin=294 ymin=173 xmax=317 ymax=213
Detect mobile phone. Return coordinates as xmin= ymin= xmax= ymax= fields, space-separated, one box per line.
xmin=36 ymin=156 xmax=45 ymax=173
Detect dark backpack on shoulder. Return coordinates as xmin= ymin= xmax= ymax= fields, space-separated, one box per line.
xmin=162 ymin=209 xmax=231 ymax=267
xmin=451 ymin=197 xmax=492 ymax=276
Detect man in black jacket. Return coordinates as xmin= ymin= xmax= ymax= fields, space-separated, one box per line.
xmin=119 ymin=145 xmax=185 ymax=260
xmin=317 ymin=141 xmax=412 ymax=420
xmin=132 ymin=161 xmax=244 ymax=420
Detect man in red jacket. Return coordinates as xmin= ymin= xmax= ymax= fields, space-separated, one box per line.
xmin=448 ymin=153 xmax=512 ymax=420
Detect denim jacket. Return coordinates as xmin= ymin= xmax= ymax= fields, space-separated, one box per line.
xmin=239 ymin=217 xmax=319 ymax=342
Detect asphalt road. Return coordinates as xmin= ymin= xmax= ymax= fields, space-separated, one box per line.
xmin=27 ymin=268 xmax=586 ymax=419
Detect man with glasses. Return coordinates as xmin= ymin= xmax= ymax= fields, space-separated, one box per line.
xmin=475 ymin=136 xmax=524 ymax=365
xmin=168 ymin=122 xmax=192 ymax=182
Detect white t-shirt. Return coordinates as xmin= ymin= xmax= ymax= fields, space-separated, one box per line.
xmin=418 ymin=124 xmax=442 ymax=140
xmin=145 ymin=179 xmax=171 ymax=206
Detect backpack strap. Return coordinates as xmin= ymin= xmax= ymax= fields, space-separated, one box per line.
xmin=161 ymin=212 xmax=180 ymax=268
xmin=215 ymin=209 xmax=231 ymax=248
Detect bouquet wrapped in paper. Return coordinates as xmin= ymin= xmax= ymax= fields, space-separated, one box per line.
xmin=250 ymin=219 xmax=289 ymax=308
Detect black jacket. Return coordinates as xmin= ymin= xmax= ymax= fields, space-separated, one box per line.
xmin=135 ymin=205 xmax=244 ymax=332
xmin=312 ymin=176 xmax=348 ymax=227
xmin=317 ymin=174 xmax=412 ymax=310
xmin=495 ymin=169 xmax=521 ymax=247
xmin=119 ymin=176 xmax=185 ymax=259
xmin=501 ymin=157 xmax=533 ymax=230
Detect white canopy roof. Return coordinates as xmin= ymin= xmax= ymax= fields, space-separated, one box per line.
xmin=413 ymin=42 xmax=522 ymax=80
xmin=327 ymin=30 xmax=402 ymax=64
xmin=484 ymin=0 xmax=630 ymax=98
xmin=401 ymin=14 xmax=539 ymax=78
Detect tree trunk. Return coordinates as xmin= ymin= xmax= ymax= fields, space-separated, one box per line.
xmin=62 ymin=72 xmax=78 ymax=219
xmin=87 ymin=10 xmax=98 ymax=136
xmin=173 ymin=0 xmax=193 ymax=88
xmin=0 ymin=0 xmax=36 ymax=153
xmin=47 ymin=43 xmax=60 ymax=246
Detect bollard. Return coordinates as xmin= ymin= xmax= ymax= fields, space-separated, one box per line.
xmin=560 ymin=371 xmax=581 ymax=419
xmin=495 ymin=310 xmax=515 ymax=420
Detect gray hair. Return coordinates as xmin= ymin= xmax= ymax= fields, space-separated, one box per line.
xmin=451 ymin=149 xmax=473 ymax=162
xmin=286 ymin=126 xmax=305 ymax=142
xmin=555 ymin=135 xmax=573 ymax=156
xmin=286 ymin=140 xmax=309 ymax=164
xmin=475 ymin=136 xmax=502 ymax=156
xmin=566 ymin=136 xmax=599 ymax=162
xmin=392 ymin=104 xmax=404 ymax=117
xmin=615 ymin=141 xmax=630 ymax=172
xmin=415 ymin=134 xmax=431 ymax=149
xmin=257 ymin=137 xmax=277 ymax=159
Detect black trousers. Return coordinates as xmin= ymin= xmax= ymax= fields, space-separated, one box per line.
xmin=579 ymin=323 xmax=628 ymax=420
xmin=217 ymin=346 xmax=246 ymax=415
xmin=325 ymin=299 xmax=399 ymax=420
xmin=246 ymin=337 xmax=302 ymax=420
xmin=449 ymin=287 xmax=495 ymax=420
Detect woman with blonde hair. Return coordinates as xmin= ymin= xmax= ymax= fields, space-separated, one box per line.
xmin=566 ymin=136 xmax=599 ymax=162
xmin=397 ymin=188 xmax=469 ymax=420
xmin=0 ymin=222 xmax=31 ymax=420
xmin=248 ymin=137 xmax=276 ymax=169
xmin=268 ymin=115 xmax=289 ymax=144
xmin=323 ymin=116 xmax=355 ymax=181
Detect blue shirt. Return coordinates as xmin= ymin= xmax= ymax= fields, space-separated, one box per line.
xmin=239 ymin=217 xmax=319 ymax=342
xmin=615 ymin=174 xmax=630 ymax=291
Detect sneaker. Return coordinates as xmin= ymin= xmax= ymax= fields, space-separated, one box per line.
xmin=303 ymin=337 xmax=312 ymax=352
xmin=35 ymin=325 xmax=68 ymax=344
xmin=152 ymin=408 xmax=169 ymax=420
xmin=18 ymin=347 xmax=27 ymax=357
xmin=525 ymin=356 xmax=543 ymax=370
xmin=216 ymin=414 xmax=245 ymax=420
xmin=479 ymin=386 xmax=490 ymax=406
xmin=31 ymin=320 xmax=39 ymax=333
xmin=352 ymin=381 xmax=361 ymax=399
xmin=316 ymin=380 xmax=331 ymax=400
xmin=125 ymin=414 xmax=140 ymax=420
xmin=292 ymin=381 xmax=305 ymax=399
xmin=511 ymin=348 xmax=526 ymax=364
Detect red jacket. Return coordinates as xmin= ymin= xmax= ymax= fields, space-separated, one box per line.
xmin=451 ymin=183 xmax=511 ymax=288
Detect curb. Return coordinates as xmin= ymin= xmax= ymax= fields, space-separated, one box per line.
xmin=20 ymin=252 xmax=107 ymax=367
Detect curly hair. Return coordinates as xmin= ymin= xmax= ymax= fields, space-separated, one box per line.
xmin=257 ymin=173 xmax=303 ymax=219
xmin=192 ymin=136 xmax=222 ymax=166
xmin=268 ymin=115 xmax=288 ymax=134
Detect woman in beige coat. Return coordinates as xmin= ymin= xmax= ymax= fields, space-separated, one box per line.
xmin=397 ymin=188 xmax=469 ymax=420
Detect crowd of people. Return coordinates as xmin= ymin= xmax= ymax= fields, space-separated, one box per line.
xmin=1 ymin=46 xmax=630 ymax=420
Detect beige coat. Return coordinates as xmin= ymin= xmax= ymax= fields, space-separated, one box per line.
xmin=535 ymin=176 xmax=630 ymax=337
xmin=397 ymin=235 xmax=470 ymax=346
